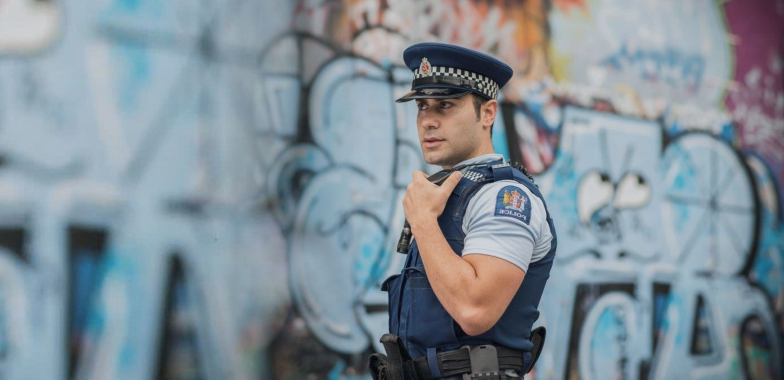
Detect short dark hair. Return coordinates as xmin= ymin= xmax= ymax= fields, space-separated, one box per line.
xmin=471 ymin=94 xmax=493 ymax=135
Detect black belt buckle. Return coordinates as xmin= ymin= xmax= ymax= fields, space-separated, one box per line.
xmin=462 ymin=345 xmax=501 ymax=380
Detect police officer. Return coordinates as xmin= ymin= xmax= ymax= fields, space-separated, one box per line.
xmin=371 ymin=43 xmax=557 ymax=380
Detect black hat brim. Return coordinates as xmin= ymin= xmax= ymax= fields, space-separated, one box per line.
xmin=395 ymin=88 xmax=471 ymax=103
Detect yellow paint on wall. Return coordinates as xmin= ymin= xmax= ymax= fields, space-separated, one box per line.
xmin=548 ymin=44 xmax=572 ymax=83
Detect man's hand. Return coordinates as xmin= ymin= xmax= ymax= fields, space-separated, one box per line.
xmin=402 ymin=170 xmax=462 ymax=233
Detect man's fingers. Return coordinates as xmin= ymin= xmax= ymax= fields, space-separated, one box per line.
xmin=412 ymin=171 xmax=428 ymax=180
xmin=441 ymin=171 xmax=463 ymax=192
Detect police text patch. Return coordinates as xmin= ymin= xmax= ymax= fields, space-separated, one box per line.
xmin=494 ymin=185 xmax=532 ymax=224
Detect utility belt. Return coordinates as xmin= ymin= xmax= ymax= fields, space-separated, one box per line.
xmin=369 ymin=328 xmax=546 ymax=380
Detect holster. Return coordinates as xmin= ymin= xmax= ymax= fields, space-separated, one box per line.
xmin=368 ymin=334 xmax=420 ymax=380
xmin=527 ymin=326 xmax=546 ymax=373
xmin=368 ymin=352 xmax=389 ymax=380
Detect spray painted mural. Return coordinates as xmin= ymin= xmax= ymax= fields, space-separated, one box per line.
xmin=0 ymin=0 xmax=781 ymax=379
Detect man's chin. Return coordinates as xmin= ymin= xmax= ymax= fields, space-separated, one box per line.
xmin=424 ymin=155 xmax=455 ymax=168
xmin=423 ymin=154 xmax=443 ymax=166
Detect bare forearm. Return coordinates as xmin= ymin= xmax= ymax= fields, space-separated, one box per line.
xmin=410 ymin=218 xmax=487 ymax=329
xmin=401 ymin=170 xmax=515 ymax=335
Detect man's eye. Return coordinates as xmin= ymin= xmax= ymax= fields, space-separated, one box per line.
xmin=439 ymin=102 xmax=453 ymax=109
xmin=417 ymin=103 xmax=428 ymax=110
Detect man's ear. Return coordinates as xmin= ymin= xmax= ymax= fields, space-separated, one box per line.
xmin=483 ymin=100 xmax=498 ymax=128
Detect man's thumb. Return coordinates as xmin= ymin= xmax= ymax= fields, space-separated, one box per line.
xmin=442 ymin=171 xmax=463 ymax=191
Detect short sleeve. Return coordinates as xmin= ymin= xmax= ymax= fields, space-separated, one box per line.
xmin=461 ymin=181 xmax=545 ymax=273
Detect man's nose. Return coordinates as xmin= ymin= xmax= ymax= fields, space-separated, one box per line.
xmin=420 ymin=112 xmax=439 ymax=129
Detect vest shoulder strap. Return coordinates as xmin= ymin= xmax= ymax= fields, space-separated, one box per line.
xmin=490 ymin=162 xmax=514 ymax=181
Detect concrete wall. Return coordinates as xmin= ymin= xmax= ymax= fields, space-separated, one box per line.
xmin=0 ymin=0 xmax=781 ymax=379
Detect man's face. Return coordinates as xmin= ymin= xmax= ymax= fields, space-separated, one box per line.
xmin=415 ymin=95 xmax=488 ymax=168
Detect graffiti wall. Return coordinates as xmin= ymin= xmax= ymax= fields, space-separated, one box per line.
xmin=0 ymin=0 xmax=781 ymax=379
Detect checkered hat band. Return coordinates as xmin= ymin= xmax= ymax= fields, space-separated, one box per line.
xmin=413 ymin=66 xmax=500 ymax=99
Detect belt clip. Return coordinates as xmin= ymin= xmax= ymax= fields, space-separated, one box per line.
xmin=462 ymin=345 xmax=502 ymax=380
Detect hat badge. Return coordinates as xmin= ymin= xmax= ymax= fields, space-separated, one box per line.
xmin=419 ymin=57 xmax=432 ymax=76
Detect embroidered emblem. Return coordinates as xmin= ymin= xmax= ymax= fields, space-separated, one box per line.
xmin=495 ymin=185 xmax=532 ymax=224
xmin=419 ymin=57 xmax=432 ymax=76
xmin=504 ymin=189 xmax=525 ymax=209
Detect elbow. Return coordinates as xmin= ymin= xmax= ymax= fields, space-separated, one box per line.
xmin=454 ymin=307 xmax=495 ymax=336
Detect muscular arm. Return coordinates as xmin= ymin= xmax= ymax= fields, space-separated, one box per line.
xmin=411 ymin=220 xmax=525 ymax=336
xmin=402 ymin=171 xmax=527 ymax=336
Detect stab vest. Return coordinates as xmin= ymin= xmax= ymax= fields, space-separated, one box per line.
xmin=382 ymin=161 xmax=557 ymax=363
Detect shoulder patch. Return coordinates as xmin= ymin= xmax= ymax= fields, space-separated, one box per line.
xmin=494 ymin=185 xmax=532 ymax=224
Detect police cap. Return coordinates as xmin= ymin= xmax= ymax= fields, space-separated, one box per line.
xmin=396 ymin=42 xmax=513 ymax=103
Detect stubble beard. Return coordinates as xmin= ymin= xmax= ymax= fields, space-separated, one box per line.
xmin=424 ymin=144 xmax=473 ymax=169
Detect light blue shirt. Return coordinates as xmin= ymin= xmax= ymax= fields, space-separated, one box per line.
xmin=455 ymin=154 xmax=553 ymax=272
